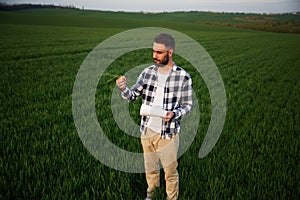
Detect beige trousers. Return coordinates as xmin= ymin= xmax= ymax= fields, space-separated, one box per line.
xmin=141 ymin=128 xmax=179 ymax=200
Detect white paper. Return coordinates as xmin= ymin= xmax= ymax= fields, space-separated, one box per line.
xmin=140 ymin=104 xmax=167 ymax=117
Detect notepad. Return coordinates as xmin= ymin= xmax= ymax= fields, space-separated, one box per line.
xmin=140 ymin=104 xmax=167 ymax=117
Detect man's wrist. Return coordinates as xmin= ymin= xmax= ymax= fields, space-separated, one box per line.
xmin=173 ymin=110 xmax=181 ymax=119
xmin=118 ymin=86 xmax=127 ymax=92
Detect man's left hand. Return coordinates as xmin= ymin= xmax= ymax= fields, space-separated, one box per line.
xmin=162 ymin=111 xmax=174 ymax=122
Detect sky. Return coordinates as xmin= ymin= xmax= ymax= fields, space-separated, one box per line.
xmin=3 ymin=0 xmax=300 ymax=13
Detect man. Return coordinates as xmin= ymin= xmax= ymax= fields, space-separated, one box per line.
xmin=116 ymin=33 xmax=193 ymax=200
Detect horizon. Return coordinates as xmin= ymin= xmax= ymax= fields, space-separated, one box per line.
xmin=1 ymin=0 xmax=300 ymax=14
xmin=1 ymin=2 xmax=299 ymax=15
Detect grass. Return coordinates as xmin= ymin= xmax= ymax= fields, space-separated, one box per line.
xmin=1 ymin=8 xmax=299 ymax=199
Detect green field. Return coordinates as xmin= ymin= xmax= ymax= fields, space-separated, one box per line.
xmin=1 ymin=8 xmax=299 ymax=199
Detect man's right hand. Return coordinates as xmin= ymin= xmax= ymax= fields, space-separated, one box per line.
xmin=116 ymin=76 xmax=127 ymax=90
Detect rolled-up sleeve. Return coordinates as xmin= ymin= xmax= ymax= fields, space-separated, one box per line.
xmin=120 ymin=71 xmax=144 ymax=102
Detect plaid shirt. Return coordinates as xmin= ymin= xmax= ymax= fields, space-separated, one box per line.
xmin=120 ymin=63 xmax=193 ymax=139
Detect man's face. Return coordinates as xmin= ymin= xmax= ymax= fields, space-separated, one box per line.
xmin=152 ymin=42 xmax=170 ymax=67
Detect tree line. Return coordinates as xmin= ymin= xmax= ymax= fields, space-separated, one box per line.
xmin=0 ymin=3 xmax=78 ymax=11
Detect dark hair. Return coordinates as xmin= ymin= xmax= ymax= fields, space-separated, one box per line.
xmin=154 ymin=33 xmax=175 ymax=50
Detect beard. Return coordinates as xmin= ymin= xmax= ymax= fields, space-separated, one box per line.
xmin=154 ymin=53 xmax=169 ymax=67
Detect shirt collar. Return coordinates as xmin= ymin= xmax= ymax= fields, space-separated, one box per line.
xmin=171 ymin=63 xmax=178 ymax=71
